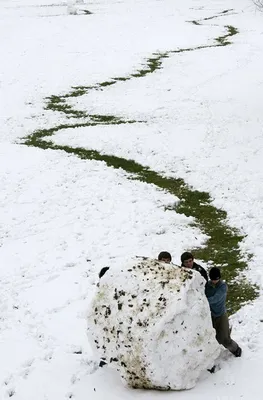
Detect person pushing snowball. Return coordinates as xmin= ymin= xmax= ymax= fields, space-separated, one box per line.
xmin=205 ymin=267 xmax=242 ymax=357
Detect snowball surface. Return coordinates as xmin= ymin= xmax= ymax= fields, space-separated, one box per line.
xmin=87 ymin=257 xmax=220 ymax=390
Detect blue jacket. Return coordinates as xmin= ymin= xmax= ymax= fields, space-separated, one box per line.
xmin=205 ymin=280 xmax=227 ymax=317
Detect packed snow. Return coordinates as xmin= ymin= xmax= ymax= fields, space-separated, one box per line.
xmin=1 ymin=0 xmax=263 ymax=399
xmin=88 ymin=257 xmax=220 ymax=390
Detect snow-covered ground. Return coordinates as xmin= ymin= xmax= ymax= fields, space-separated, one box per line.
xmin=1 ymin=0 xmax=263 ymax=398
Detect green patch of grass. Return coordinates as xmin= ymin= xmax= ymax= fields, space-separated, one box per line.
xmin=89 ymin=114 xmax=139 ymax=124
xmin=191 ymin=8 xmax=234 ymax=24
xmin=221 ymin=9 xmax=234 ymax=14
xmin=115 ymin=77 xmax=129 ymax=82
xmin=71 ymin=85 xmax=93 ymax=91
xmin=65 ymin=88 xmax=87 ymax=97
xmin=216 ymin=25 xmax=238 ymax=46
xmin=45 ymin=95 xmax=87 ymax=117
xmin=131 ymin=54 xmax=168 ymax=78
xmin=100 ymin=81 xmax=116 ymax=87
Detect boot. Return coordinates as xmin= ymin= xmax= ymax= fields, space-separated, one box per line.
xmin=233 ymin=346 xmax=242 ymax=357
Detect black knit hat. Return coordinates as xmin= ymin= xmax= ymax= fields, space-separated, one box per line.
xmin=209 ymin=267 xmax=221 ymax=280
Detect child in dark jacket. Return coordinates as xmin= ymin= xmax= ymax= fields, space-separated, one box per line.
xmin=181 ymin=252 xmax=208 ymax=281
xmin=205 ymin=267 xmax=242 ymax=357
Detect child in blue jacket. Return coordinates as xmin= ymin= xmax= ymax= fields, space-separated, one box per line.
xmin=205 ymin=267 xmax=242 ymax=357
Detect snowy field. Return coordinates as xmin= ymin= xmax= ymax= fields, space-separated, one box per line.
xmin=1 ymin=0 xmax=263 ymax=398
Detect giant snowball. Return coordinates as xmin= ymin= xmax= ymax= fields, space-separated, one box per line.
xmin=87 ymin=257 xmax=220 ymax=390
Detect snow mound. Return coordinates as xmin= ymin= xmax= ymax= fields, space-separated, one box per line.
xmin=87 ymin=257 xmax=220 ymax=390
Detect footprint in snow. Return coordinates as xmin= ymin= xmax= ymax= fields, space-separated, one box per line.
xmin=45 ymin=274 xmax=60 ymax=282
xmin=7 ymin=388 xmax=15 ymax=397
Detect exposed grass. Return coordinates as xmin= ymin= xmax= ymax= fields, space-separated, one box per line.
xmin=203 ymin=9 xmax=234 ymax=21
xmin=45 ymin=95 xmax=87 ymax=117
xmin=216 ymin=25 xmax=238 ymax=46
xmin=189 ymin=9 xmax=235 ymax=24
xmin=22 ymin=10 xmax=257 ymax=314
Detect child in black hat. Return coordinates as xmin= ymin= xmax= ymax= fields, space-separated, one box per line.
xmin=205 ymin=267 xmax=242 ymax=357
